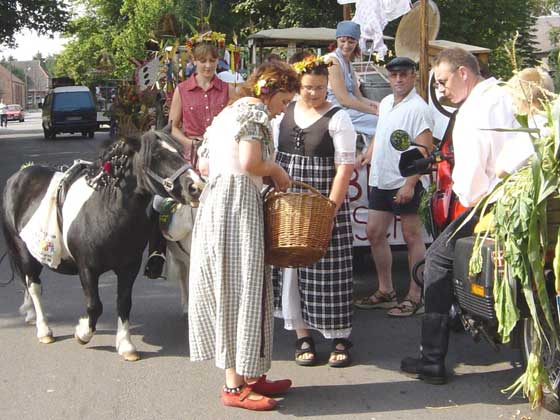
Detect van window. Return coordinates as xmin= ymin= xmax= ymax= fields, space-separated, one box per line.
xmin=53 ymin=92 xmax=94 ymax=111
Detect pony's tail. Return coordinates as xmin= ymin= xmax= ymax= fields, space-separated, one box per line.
xmin=1 ymin=178 xmax=26 ymax=285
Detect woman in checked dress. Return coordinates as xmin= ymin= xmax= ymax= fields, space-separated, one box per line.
xmin=188 ymin=61 xmax=300 ymax=411
xmin=273 ymin=56 xmax=356 ymax=368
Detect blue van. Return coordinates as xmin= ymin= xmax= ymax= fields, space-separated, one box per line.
xmin=42 ymin=86 xmax=97 ymax=140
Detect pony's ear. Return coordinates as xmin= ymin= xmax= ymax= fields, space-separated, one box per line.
xmin=123 ymin=134 xmax=142 ymax=153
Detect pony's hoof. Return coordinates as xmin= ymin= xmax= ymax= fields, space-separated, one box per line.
xmin=39 ymin=335 xmax=55 ymax=344
xmin=74 ymin=332 xmax=89 ymax=345
xmin=122 ymin=351 xmax=140 ymax=362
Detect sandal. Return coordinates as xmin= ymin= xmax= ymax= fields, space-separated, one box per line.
xmin=354 ymin=290 xmax=397 ymax=309
xmin=387 ymin=299 xmax=424 ymax=318
xmin=328 ymin=338 xmax=352 ymax=368
xmin=295 ymin=336 xmax=316 ymax=366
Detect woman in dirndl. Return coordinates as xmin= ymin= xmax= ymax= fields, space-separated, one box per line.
xmin=273 ymin=56 xmax=356 ymax=367
xmin=188 ymin=61 xmax=300 ymax=411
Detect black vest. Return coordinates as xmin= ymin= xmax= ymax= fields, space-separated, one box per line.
xmin=277 ymin=102 xmax=341 ymax=157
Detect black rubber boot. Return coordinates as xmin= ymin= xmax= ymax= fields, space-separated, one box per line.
xmin=401 ymin=313 xmax=449 ymax=384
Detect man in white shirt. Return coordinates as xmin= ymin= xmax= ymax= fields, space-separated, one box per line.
xmin=401 ymin=47 xmax=531 ymax=384
xmin=354 ymin=57 xmax=433 ymax=317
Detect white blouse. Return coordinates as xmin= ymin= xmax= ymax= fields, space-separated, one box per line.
xmin=273 ymin=103 xmax=357 ymax=164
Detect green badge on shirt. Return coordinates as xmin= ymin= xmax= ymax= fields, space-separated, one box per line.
xmin=390 ymin=129 xmax=411 ymax=151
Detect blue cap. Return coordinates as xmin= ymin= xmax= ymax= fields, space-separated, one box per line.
xmin=336 ymin=21 xmax=361 ymax=41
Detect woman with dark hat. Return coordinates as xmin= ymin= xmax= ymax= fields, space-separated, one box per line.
xmin=327 ymin=20 xmax=379 ymax=140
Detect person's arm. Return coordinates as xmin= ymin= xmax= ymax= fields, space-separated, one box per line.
xmin=328 ymin=63 xmax=378 ymax=115
xmin=168 ymin=87 xmax=196 ymax=150
xmin=329 ymin=164 xmax=354 ymax=213
xmin=351 ymin=69 xmax=379 ymax=113
xmin=394 ymin=129 xmax=433 ymax=205
xmin=356 ymin=135 xmax=375 ymax=169
xmin=238 ymin=140 xmax=290 ymax=191
xmin=228 ymin=83 xmax=243 ymax=103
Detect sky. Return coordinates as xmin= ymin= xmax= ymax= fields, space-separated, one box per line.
xmin=0 ymin=30 xmax=67 ymax=61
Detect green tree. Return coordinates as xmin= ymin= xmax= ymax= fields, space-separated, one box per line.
xmin=233 ymin=0 xmax=341 ymax=34
xmin=0 ymin=0 xmax=69 ymax=47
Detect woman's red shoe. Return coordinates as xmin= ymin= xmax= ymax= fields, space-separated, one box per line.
xmin=221 ymin=385 xmax=277 ymax=411
xmin=250 ymin=375 xmax=292 ymax=396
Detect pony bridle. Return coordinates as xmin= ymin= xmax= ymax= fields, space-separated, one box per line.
xmin=144 ymin=132 xmax=205 ymax=204
xmin=145 ymin=163 xmax=193 ymax=202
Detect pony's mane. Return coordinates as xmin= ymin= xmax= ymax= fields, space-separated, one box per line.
xmin=85 ymin=136 xmax=138 ymax=190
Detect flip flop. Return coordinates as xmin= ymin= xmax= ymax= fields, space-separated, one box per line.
xmin=387 ymin=299 xmax=424 ymax=317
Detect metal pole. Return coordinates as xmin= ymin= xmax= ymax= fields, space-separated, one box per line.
xmin=24 ymin=69 xmax=27 ymax=110
xmin=343 ymin=4 xmax=352 ymax=20
xmin=419 ymin=0 xmax=429 ymax=102
xmin=9 ymin=59 xmax=14 ymax=103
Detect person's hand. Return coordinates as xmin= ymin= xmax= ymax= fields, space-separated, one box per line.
xmin=394 ymin=184 xmax=414 ymax=204
xmin=354 ymin=152 xmax=369 ymax=170
xmin=368 ymin=100 xmax=379 ymax=115
xmin=270 ymin=164 xmax=291 ymax=192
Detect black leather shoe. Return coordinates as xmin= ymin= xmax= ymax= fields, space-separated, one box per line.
xmin=401 ymin=356 xmax=447 ymax=384
xmin=401 ymin=313 xmax=449 ymax=385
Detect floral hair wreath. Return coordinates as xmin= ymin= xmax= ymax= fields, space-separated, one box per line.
xmin=253 ymin=74 xmax=290 ymax=97
xmin=185 ymin=31 xmax=226 ymax=52
xmin=292 ymin=55 xmax=334 ymax=75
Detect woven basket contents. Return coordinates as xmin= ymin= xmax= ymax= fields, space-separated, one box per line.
xmin=264 ymin=181 xmax=336 ymax=268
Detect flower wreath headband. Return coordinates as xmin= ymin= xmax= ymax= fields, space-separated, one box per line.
xmin=185 ymin=30 xmax=226 ymax=52
xmin=253 ymin=77 xmax=283 ymax=97
xmin=292 ymin=55 xmax=333 ymax=75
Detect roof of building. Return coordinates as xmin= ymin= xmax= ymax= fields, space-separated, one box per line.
xmin=534 ymin=15 xmax=560 ymax=54
xmin=247 ymin=27 xmax=393 ymax=47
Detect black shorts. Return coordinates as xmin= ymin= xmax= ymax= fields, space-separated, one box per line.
xmin=368 ymin=182 xmax=424 ymax=215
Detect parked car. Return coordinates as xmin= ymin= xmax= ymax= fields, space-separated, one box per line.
xmin=42 ymin=86 xmax=97 ymax=140
xmin=6 ymin=104 xmax=24 ymax=122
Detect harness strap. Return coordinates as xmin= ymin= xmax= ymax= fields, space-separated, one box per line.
xmin=56 ymin=160 xmax=93 ymax=231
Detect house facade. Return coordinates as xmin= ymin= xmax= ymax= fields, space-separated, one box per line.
xmin=0 ymin=64 xmax=25 ymax=107
xmin=13 ymin=60 xmax=50 ymax=109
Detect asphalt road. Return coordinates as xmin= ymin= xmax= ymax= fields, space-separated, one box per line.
xmin=0 ymin=111 xmax=555 ymax=420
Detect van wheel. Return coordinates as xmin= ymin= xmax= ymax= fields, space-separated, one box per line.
xmin=88 ymin=131 xmax=95 ymax=139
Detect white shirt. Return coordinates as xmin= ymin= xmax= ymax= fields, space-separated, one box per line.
xmin=495 ymin=113 xmax=542 ymax=176
xmin=452 ymin=77 xmax=528 ymax=207
xmin=273 ymin=103 xmax=357 ymax=165
xmin=369 ymin=88 xmax=434 ymax=189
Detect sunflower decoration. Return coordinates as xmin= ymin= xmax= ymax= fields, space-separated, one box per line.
xmin=292 ymin=55 xmax=333 ymax=75
xmin=185 ymin=30 xmax=226 ymax=54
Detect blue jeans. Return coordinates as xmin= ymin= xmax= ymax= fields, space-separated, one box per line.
xmin=423 ymin=210 xmax=479 ymax=314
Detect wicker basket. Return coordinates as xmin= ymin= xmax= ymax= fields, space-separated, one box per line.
xmin=264 ymin=181 xmax=336 ymax=268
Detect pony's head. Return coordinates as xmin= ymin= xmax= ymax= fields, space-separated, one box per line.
xmin=129 ymin=128 xmax=205 ymax=206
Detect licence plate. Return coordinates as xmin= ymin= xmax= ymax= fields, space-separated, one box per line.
xmin=66 ymin=116 xmax=82 ymax=121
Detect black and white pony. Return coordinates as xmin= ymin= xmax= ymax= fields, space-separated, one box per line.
xmin=1 ymin=129 xmax=204 ymax=361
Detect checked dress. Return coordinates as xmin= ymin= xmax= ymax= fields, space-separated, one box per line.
xmin=188 ymin=99 xmax=274 ymax=378
xmin=272 ymin=102 xmax=355 ymax=339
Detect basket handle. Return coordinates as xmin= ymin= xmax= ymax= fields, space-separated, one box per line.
xmin=263 ymin=180 xmax=336 ymax=208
